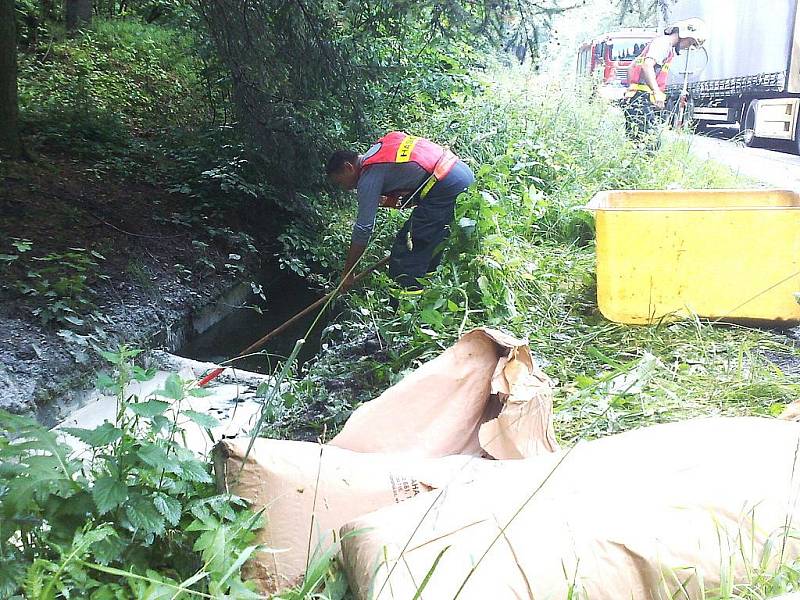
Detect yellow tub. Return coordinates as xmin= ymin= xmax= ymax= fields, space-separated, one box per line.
xmin=586 ymin=189 xmax=800 ymax=325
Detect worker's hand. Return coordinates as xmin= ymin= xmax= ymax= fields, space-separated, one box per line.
xmin=340 ymin=243 xmax=366 ymax=292
xmin=652 ymin=92 xmax=666 ymax=109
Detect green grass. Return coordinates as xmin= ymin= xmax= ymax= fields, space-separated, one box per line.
xmin=256 ymin=67 xmax=800 ymax=597
xmin=286 ymin=96 xmax=799 ymax=444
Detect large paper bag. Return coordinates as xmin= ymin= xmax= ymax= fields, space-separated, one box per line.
xmin=330 ymin=327 xmax=558 ymax=458
xmin=341 ymin=417 xmax=800 ymax=600
xmin=215 ymin=327 xmax=558 ymax=593
xmin=214 ymin=438 xmax=499 ymax=593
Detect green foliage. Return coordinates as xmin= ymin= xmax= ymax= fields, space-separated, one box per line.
xmin=0 ymin=346 xmax=261 ymax=598
xmin=195 ymin=0 xmax=569 ymax=190
xmin=700 ymin=524 xmax=800 ymax=599
xmin=14 ymin=16 xmax=270 ymax=269
xmin=18 ymin=19 xmax=210 ymax=153
xmin=274 ymin=530 xmax=357 ymax=600
xmin=0 ymin=240 xmax=108 ymax=328
xmin=277 ymin=219 xmax=351 ymax=284
xmin=616 ymin=0 xmax=675 ymax=25
xmin=271 ymin=68 xmax=800 ymax=450
xmin=13 ymin=0 xmax=43 ymax=46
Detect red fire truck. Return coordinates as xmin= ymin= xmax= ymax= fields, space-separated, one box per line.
xmin=577 ymin=28 xmax=657 ymax=100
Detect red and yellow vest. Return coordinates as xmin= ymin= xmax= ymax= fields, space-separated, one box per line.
xmin=626 ymin=41 xmax=675 ymax=97
xmin=362 ymin=132 xmax=458 ymax=206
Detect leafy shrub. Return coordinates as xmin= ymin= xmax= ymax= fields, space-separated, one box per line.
xmin=0 ymin=240 xmax=109 ymax=328
xmin=0 ymin=346 xmax=261 ymax=598
xmin=18 ymin=19 xmax=210 ymax=152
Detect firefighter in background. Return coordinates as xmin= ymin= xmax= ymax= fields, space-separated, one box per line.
xmin=623 ymin=18 xmax=708 ymax=141
xmin=326 ymin=132 xmax=475 ymax=291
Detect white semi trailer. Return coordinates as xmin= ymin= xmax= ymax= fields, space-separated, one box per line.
xmin=662 ymin=0 xmax=800 ymax=152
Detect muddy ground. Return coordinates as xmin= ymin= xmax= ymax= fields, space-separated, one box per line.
xmin=5 ymin=151 xmax=799 ymax=430
xmin=0 ymin=153 xmax=267 ymax=424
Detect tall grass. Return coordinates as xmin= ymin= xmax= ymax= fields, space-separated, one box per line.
xmin=251 ymin=66 xmax=800 ymax=597
xmin=284 ymin=68 xmax=798 ymax=444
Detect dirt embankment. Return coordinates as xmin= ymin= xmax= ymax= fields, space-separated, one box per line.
xmin=0 ymin=155 xmax=265 ymax=424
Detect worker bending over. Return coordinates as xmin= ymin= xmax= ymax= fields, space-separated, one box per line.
xmin=326 ymin=132 xmax=474 ymax=291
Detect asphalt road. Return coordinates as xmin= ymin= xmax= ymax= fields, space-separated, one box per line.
xmin=678 ymin=127 xmax=800 ymax=190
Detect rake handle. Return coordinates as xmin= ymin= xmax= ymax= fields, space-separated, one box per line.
xmin=197 ymin=255 xmax=390 ymax=387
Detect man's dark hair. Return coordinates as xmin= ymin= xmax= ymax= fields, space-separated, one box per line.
xmin=325 ymin=149 xmax=358 ymax=175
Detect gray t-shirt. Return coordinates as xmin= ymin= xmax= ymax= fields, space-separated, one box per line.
xmin=643 ymin=35 xmax=673 ymax=66
xmin=351 ymin=144 xmax=430 ymax=245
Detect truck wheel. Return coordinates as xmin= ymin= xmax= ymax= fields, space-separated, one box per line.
xmin=742 ymin=103 xmax=760 ymax=147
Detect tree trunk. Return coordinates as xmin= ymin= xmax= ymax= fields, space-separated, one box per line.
xmin=66 ymin=0 xmax=92 ymax=30
xmin=0 ymin=0 xmax=23 ymax=158
xmin=40 ymin=0 xmax=56 ymax=21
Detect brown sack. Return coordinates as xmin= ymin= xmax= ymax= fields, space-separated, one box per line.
xmin=340 ymin=417 xmax=800 ymax=600
xmin=215 ymin=328 xmax=558 ymax=593
xmin=329 ymin=327 xmax=558 ymax=459
xmin=214 ymin=437 xmax=499 ymax=594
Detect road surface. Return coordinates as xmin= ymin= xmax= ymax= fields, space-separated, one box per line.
xmin=678 ymin=128 xmax=800 ymax=190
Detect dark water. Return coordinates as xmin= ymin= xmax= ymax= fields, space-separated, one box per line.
xmin=179 ymin=268 xmax=332 ymax=374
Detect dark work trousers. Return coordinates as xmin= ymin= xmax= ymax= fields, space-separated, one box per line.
xmin=388 ymin=160 xmax=475 ymax=289
xmin=622 ymin=91 xmax=661 ymax=145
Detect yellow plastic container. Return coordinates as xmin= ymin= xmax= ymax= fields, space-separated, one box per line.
xmin=586 ymin=189 xmax=800 ymax=325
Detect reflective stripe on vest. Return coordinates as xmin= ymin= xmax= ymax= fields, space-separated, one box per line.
xmin=626 ymin=41 xmax=675 ymax=95
xmin=395 ymin=135 xmax=419 ymax=162
xmin=362 ymin=132 xmax=459 ymax=204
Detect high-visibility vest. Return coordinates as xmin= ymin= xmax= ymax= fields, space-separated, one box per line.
xmin=362 ymin=131 xmax=459 ymax=206
xmin=626 ymin=40 xmax=675 ymax=96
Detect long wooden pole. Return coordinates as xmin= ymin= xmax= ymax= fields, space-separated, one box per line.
xmin=197 ymin=256 xmax=390 ymax=386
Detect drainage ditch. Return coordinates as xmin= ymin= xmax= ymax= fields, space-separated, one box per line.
xmin=177 ymin=267 xmax=332 ymax=374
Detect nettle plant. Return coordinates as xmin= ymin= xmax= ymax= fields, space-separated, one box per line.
xmin=0 ymin=345 xmax=262 ymax=599
xmin=0 ymin=239 xmax=109 ymax=328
